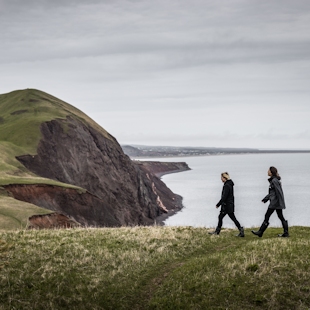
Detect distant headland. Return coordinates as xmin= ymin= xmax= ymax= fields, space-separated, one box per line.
xmin=122 ymin=144 xmax=310 ymax=158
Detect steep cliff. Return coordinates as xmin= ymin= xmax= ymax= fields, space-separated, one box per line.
xmin=0 ymin=89 xmax=184 ymax=227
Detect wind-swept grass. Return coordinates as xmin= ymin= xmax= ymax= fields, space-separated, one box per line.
xmin=0 ymin=226 xmax=309 ymax=309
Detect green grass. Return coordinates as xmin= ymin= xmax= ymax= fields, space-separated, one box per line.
xmin=0 ymin=88 xmax=111 ymax=154
xmin=0 ymin=195 xmax=52 ymax=230
xmin=0 ymin=226 xmax=309 ymax=309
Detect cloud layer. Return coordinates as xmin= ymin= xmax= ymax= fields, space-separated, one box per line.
xmin=1 ymin=0 xmax=310 ymax=148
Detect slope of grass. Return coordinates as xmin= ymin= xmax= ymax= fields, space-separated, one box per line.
xmin=0 ymin=88 xmax=111 ymax=154
xmin=0 ymin=195 xmax=52 ymax=230
xmin=0 ymin=88 xmax=112 ymax=184
xmin=0 ymin=226 xmax=309 ymax=309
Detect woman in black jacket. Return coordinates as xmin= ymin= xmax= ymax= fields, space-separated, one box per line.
xmin=251 ymin=166 xmax=289 ymax=238
xmin=209 ymin=172 xmax=244 ymax=237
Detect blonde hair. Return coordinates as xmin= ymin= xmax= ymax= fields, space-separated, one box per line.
xmin=221 ymin=172 xmax=230 ymax=180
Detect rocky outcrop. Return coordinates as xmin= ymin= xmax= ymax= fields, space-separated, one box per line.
xmin=10 ymin=116 xmax=183 ymax=227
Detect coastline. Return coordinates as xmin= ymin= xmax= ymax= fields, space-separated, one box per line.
xmin=134 ymin=160 xmax=190 ymax=226
xmin=154 ymin=193 xmax=183 ymax=226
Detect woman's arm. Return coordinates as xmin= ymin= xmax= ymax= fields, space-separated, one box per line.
xmin=262 ymin=194 xmax=270 ymax=203
xmin=216 ymin=183 xmax=230 ymax=207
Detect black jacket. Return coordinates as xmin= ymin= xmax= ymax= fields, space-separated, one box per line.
xmin=216 ymin=179 xmax=235 ymax=213
xmin=262 ymin=176 xmax=286 ymax=209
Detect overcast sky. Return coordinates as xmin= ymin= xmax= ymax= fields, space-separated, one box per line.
xmin=1 ymin=0 xmax=310 ymax=149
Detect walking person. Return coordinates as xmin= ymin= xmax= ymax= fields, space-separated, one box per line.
xmin=209 ymin=172 xmax=244 ymax=237
xmin=251 ymin=166 xmax=289 ymax=238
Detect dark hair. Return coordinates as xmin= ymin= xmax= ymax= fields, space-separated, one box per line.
xmin=269 ymin=166 xmax=280 ymax=179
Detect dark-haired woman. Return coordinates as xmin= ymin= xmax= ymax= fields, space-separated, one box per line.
xmin=209 ymin=172 xmax=244 ymax=237
xmin=252 ymin=166 xmax=289 ymax=238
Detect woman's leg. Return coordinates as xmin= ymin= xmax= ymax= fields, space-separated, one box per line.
xmin=276 ymin=209 xmax=289 ymax=237
xmin=264 ymin=208 xmax=275 ymax=222
xmin=217 ymin=211 xmax=226 ymax=229
xmin=209 ymin=211 xmax=226 ymax=235
xmin=227 ymin=212 xmax=241 ymax=229
xmin=252 ymin=208 xmax=274 ymax=237
xmin=228 ymin=212 xmax=244 ymax=237
xmin=276 ymin=209 xmax=286 ymax=221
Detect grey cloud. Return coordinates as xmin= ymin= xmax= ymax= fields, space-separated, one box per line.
xmin=2 ymin=0 xmax=310 ymax=66
xmin=1 ymin=0 xmax=310 ymax=148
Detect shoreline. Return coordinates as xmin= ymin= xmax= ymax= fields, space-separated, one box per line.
xmin=155 ymin=193 xmax=183 ymax=226
xmin=134 ymin=160 xmax=190 ymax=226
xmin=153 ymin=167 xmax=189 ymax=225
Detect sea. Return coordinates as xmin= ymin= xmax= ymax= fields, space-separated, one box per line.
xmin=140 ymin=153 xmax=310 ymax=228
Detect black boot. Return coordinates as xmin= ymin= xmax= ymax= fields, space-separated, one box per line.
xmin=209 ymin=227 xmax=221 ymax=235
xmin=278 ymin=220 xmax=289 ymax=237
xmin=236 ymin=227 xmax=245 ymax=237
xmin=251 ymin=221 xmax=269 ymax=238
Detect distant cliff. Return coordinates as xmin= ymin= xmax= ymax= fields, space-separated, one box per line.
xmin=0 ymin=89 xmax=187 ymax=228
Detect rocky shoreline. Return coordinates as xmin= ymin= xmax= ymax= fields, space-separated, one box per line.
xmin=136 ymin=160 xmax=191 ymax=225
xmin=154 ymin=193 xmax=184 ymax=226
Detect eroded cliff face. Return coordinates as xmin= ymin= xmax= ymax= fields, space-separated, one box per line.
xmin=10 ymin=116 xmax=181 ymax=227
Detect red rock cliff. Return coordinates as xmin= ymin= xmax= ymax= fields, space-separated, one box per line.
xmin=8 ymin=116 xmax=182 ymax=227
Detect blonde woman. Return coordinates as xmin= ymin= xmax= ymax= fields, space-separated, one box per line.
xmin=209 ymin=172 xmax=244 ymax=237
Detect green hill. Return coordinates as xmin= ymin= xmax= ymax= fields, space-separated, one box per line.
xmin=0 ymin=89 xmax=110 ymax=229
xmin=0 ymin=88 xmax=107 ymax=188
xmin=0 ymin=88 xmax=111 ymax=154
xmin=1 ymin=226 xmax=309 ymax=309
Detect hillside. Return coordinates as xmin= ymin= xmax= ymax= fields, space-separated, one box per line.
xmin=0 ymin=89 xmax=183 ymax=228
xmin=1 ymin=226 xmax=309 ymax=309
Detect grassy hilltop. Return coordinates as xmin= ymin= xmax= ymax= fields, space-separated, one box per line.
xmin=0 ymin=88 xmax=110 ymax=186
xmin=1 ymin=226 xmax=310 ymax=309
xmin=0 ymin=88 xmax=111 ymax=154
xmin=0 ymin=89 xmax=111 ymax=229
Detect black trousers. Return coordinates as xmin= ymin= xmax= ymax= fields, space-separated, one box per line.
xmin=217 ymin=211 xmax=241 ymax=229
xmin=264 ymin=208 xmax=286 ymax=222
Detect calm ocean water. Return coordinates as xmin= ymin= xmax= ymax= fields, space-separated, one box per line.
xmin=141 ymin=153 xmax=310 ymax=228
